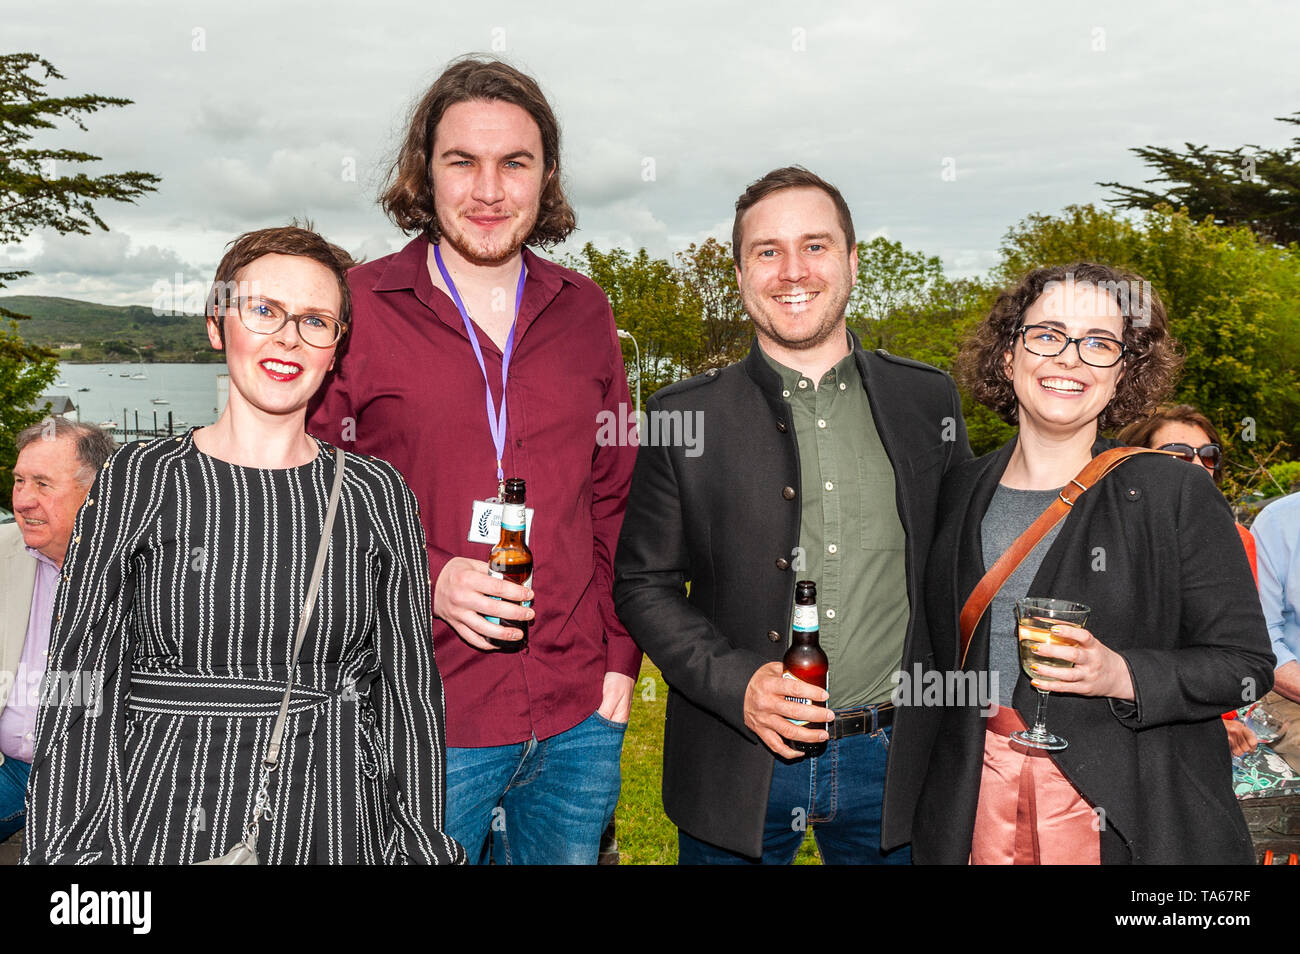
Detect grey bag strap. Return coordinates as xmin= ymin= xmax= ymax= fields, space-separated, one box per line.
xmin=264 ymin=446 xmax=346 ymax=768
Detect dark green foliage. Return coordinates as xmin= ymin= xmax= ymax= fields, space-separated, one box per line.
xmin=0 ymin=53 xmax=161 ymax=507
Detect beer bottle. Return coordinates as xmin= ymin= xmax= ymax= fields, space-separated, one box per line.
xmin=486 ymin=477 xmax=533 ymax=652
xmin=782 ymin=580 xmax=828 ymax=757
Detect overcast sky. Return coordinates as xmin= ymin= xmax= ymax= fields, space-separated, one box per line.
xmin=4 ymin=0 xmax=1299 ymax=306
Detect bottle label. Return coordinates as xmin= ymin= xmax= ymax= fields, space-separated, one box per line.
xmin=485 ymin=570 xmax=532 ymax=624
xmin=793 ymin=603 xmax=819 ymax=633
xmin=782 ymin=671 xmax=810 ymax=725
xmin=501 ymin=503 xmax=526 ymax=532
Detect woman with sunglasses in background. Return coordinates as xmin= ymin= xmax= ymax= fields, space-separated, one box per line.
xmin=1118 ymin=405 xmax=1261 ymax=758
xmin=1117 ymin=405 xmax=1253 ymax=574
xmin=911 ymin=263 xmax=1274 ymax=865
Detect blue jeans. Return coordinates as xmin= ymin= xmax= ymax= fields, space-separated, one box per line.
xmin=446 ymin=710 xmax=626 ymax=865
xmin=0 ymin=756 xmax=31 ymax=842
xmin=678 ymin=724 xmax=911 ymax=864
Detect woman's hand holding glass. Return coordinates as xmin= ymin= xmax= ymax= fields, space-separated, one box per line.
xmin=1028 ymin=624 xmax=1135 ymax=702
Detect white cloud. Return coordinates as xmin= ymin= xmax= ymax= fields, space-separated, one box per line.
xmin=2 ymin=230 xmax=203 ymax=306
xmin=15 ymin=230 xmax=196 ymax=280
xmin=195 ymin=144 xmax=372 ymax=228
xmin=6 ymin=0 xmax=1299 ymax=304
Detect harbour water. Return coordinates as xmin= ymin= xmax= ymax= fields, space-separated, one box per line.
xmin=47 ymin=363 xmax=227 ymax=435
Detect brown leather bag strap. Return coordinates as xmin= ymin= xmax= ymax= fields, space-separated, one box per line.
xmin=957 ymin=446 xmax=1174 ymax=668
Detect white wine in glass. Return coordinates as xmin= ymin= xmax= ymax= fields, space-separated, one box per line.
xmin=1013 ymin=597 xmax=1090 ymax=751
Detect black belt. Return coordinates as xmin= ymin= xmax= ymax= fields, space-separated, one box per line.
xmin=827 ymin=703 xmax=894 ymax=740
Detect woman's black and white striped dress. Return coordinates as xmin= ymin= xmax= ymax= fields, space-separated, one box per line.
xmin=23 ymin=430 xmax=465 ymax=864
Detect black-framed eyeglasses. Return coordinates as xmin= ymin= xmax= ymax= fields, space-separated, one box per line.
xmin=1016 ymin=324 xmax=1126 ymax=368
xmin=1158 ymin=442 xmax=1222 ymax=472
xmin=227 ymin=296 xmax=345 ymax=348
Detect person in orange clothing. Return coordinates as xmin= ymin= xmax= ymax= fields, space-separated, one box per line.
xmin=1118 ymin=404 xmax=1258 ymax=755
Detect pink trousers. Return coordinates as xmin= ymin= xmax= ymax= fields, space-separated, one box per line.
xmin=969 ymin=707 xmax=1101 ymax=865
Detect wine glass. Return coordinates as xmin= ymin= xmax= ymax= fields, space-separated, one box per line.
xmin=1012 ymin=597 xmax=1090 ymax=751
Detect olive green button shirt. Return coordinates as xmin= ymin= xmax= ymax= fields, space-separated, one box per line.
xmin=761 ymin=344 xmax=910 ymax=708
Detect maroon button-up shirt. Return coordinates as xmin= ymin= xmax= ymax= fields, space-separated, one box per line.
xmin=308 ymin=236 xmax=640 ymax=747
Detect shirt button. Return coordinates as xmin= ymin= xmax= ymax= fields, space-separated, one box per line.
xmin=817 ymin=419 xmax=827 ymax=428
xmin=776 ymin=420 xmax=788 ymax=433
xmin=767 ymin=630 xmax=782 ymax=643
xmin=775 ymin=557 xmax=790 ymax=570
xmin=86 ymin=498 xmax=94 ymax=507
xmin=839 ymin=382 xmax=847 ymax=391
xmin=26 ymin=732 xmax=34 ymax=740
xmin=782 ymin=390 xmax=790 ymax=398
xmin=74 ymin=535 xmax=81 ymax=544
xmin=797 ymin=380 xmax=809 ymax=390
xmin=824 ymin=481 xmax=833 ymax=491
xmin=827 ymin=544 xmax=838 ymax=554
xmin=42 ymin=650 xmax=49 ymax=657
xmin=826 ymin=609 xmax=836 ymax=620
xmin=782 ymin=486 xmax=796 ymax=500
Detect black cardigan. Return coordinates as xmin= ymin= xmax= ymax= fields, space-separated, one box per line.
xmin=911 ymin=436 xmax=1275 ymax=864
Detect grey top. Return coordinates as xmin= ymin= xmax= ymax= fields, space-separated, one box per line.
xmin=981 ymin=484 xmax=1064 ymax=706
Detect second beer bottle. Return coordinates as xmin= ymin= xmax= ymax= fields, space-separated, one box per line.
xmin=782 ymin=580 xmax=829 ymax=757
xmin=486 ymin=477 xmax=533 ymax=652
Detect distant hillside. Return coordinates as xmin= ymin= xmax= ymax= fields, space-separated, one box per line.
xmin=0 ymin=295 xmax=222 ymax=363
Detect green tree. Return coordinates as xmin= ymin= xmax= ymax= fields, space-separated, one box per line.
xmin=676 ymin=238 xmax=749 ymax=373
xmin=566 ymin=243 xmax=700 ymax=403
xmin=0 ymin=53 xmax=159 ymax=507
xmin=847 ymin=237 xmax=946 ymax=351
xmin=1099 ymin=112 xmax=1300 ymax=246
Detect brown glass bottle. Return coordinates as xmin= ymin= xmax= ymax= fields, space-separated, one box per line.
xmin=782 ymin=580 xmax=828 ymax=757
xmin=486 ymin=478 xmax=532 ymax=652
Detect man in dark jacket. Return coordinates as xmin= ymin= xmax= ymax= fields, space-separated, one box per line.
xmin=614 ymin=167 xmax=972 ymax=862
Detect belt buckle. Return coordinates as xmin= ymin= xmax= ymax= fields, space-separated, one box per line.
xmin=833 ymin=709 xmax=867 ymax=739
xmin=871 ymin=702 xmax=895 ymax=741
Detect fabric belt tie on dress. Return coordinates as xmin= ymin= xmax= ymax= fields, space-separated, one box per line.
xmin=127 ymin=671 xmax=351 ymax=717
xmin=126 ymin=669 xmax=380 ymax=863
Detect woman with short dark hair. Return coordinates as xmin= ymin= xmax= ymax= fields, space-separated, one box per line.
xmin=912 ymin=262 xmax=1273 ymax=864
xmin=24 ymin=226 xmax=464 ymax=864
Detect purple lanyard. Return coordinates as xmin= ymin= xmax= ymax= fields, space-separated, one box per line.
xmin=433 ymin=243 xmax=527 ymax=492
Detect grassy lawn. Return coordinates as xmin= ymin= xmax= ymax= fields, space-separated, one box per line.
xmin=615 ymin=658 xmax=821 ymax=865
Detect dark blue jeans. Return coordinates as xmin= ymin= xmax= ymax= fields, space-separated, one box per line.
xmin=0 ymin=756 xmax=31 ymax=842
xmin=445 ymin=710 xmax=626 ymax=865
xmin=678 ymin=724 xmax=911 ymax=864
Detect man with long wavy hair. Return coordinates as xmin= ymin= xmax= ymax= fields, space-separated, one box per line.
xmin=309 ymin=57 xmax=639 ymax=865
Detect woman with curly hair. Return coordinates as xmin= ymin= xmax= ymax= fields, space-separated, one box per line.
xmin=911 ymin=263 xmax=1273 ymax=864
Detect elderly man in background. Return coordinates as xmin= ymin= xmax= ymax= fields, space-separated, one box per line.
xmin=0 ymin=419 xmax=115 ymax=842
